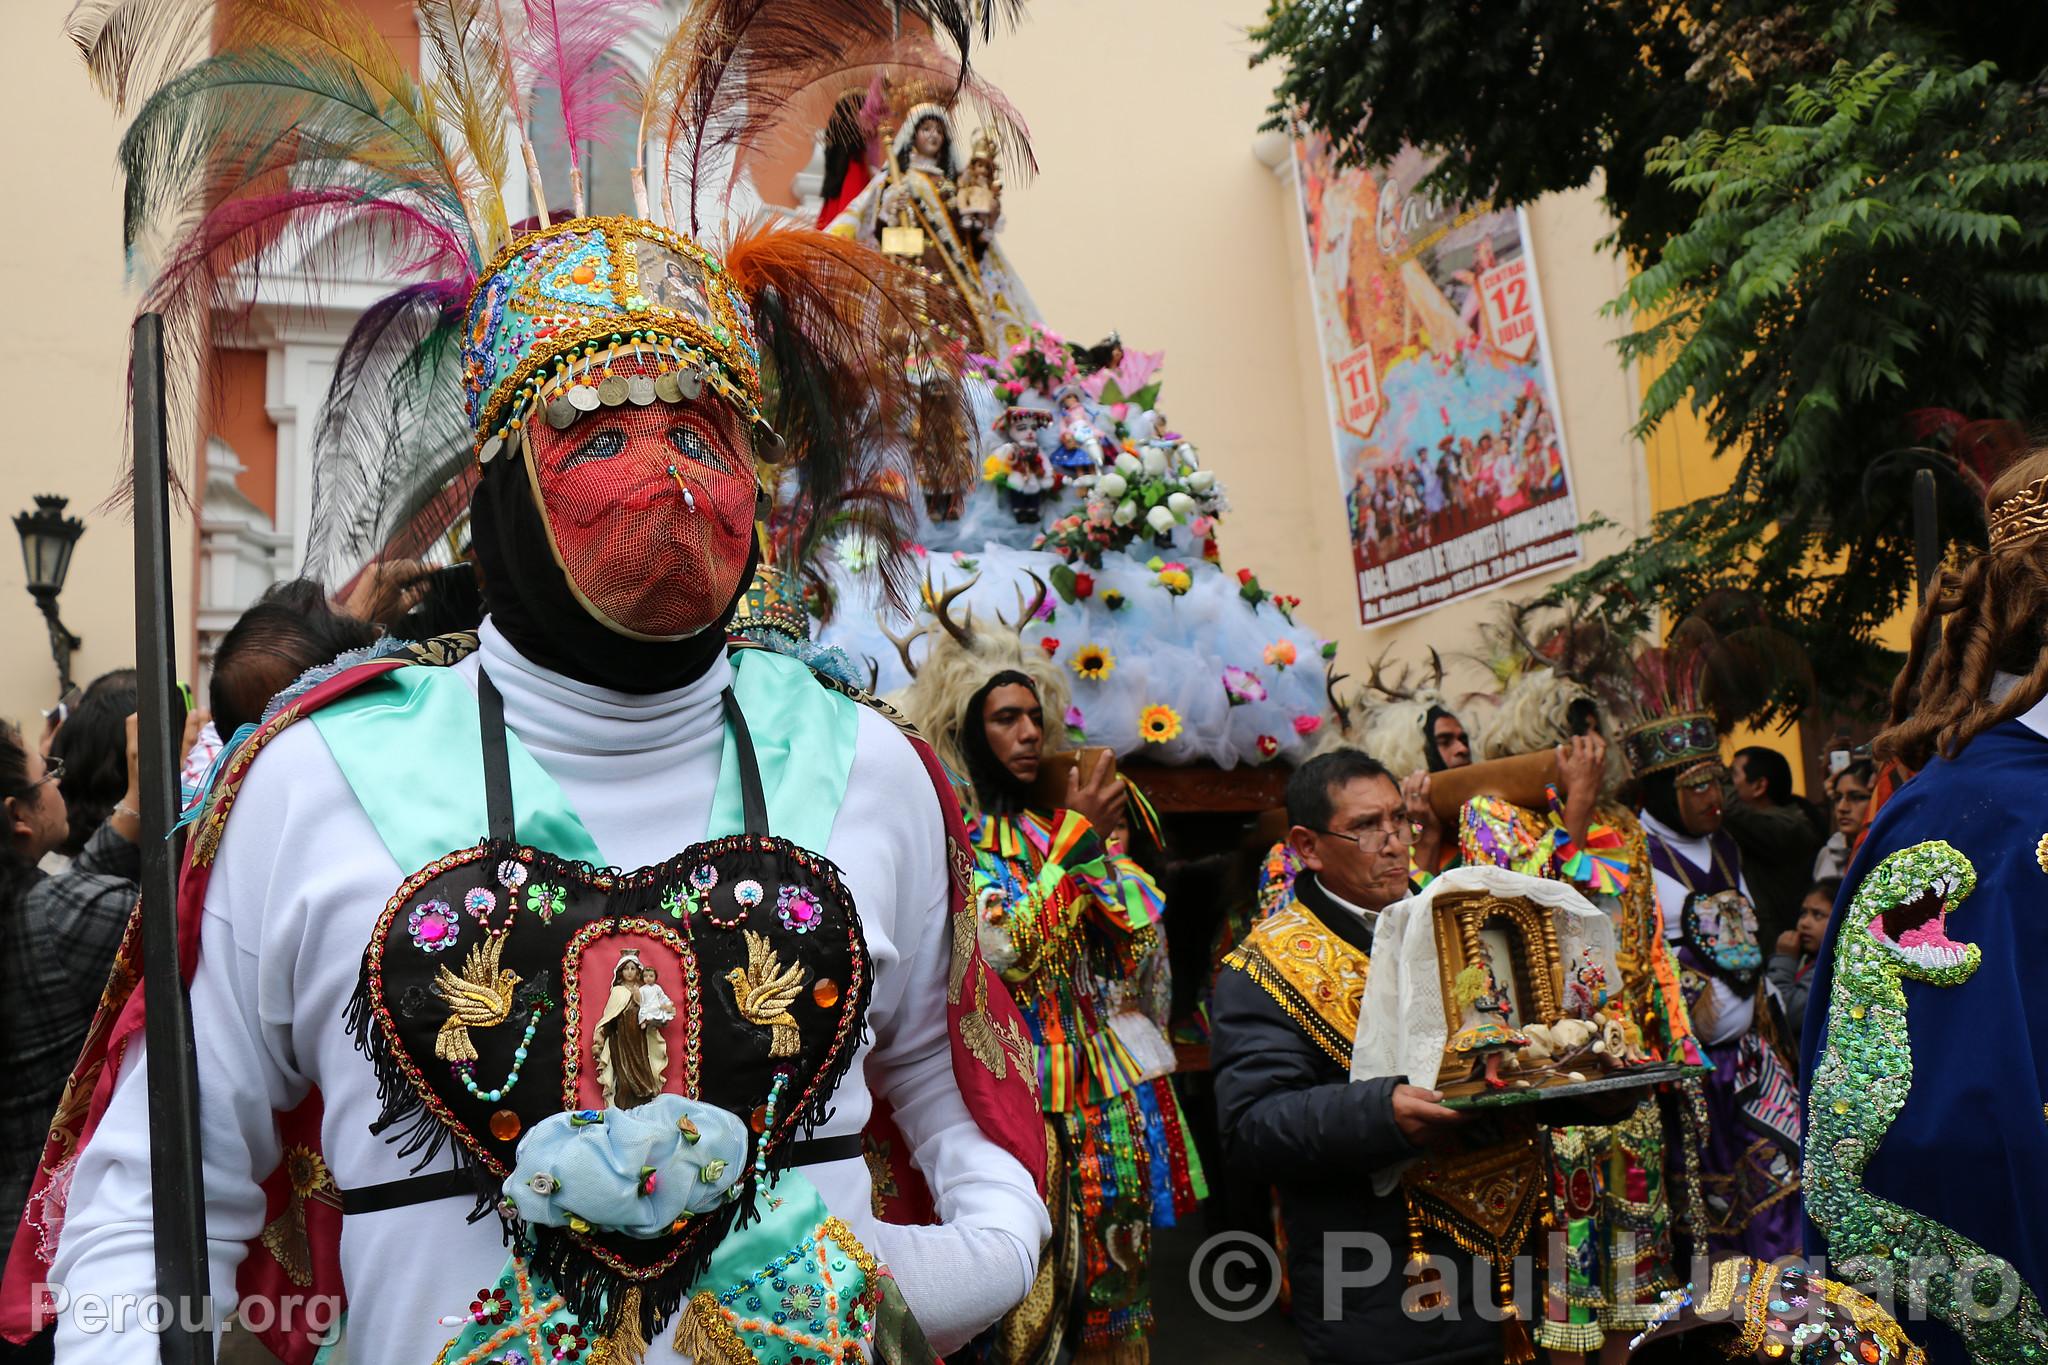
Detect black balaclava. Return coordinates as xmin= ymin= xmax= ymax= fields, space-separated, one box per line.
xmin=1640 ymin=768 xmax=1684 ymax=834
xmin=469 ymin=460 xmax=759 ymax=694
xmin=960 ymin=669 xmax=1038 ymax=817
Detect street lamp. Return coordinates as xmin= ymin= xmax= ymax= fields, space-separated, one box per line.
xmin=14 ymin=494 xmax=85 ymax=693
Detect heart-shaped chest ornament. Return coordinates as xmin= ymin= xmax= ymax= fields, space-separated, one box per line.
xmin=349 ymin=829 xmax=870 ymax=1329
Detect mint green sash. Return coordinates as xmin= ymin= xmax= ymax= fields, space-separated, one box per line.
xmin=311 ymin=649 xmax=859 ymax=872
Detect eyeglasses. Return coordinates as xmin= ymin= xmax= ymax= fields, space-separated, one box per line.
xmin=30 ymin=756 xmax=64 ymax=789
xmin=1313 ymin=818 xmax=1419 ymax=849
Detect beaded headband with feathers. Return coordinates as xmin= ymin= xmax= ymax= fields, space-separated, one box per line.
xmin=75 ymin=0 xmax=1034 ymax=598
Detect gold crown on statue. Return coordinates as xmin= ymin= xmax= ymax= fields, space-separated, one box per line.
xmin=1988 ymin=475 xmax=2048 ymax=551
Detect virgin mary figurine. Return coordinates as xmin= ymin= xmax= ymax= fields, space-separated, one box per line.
xmin=594 ymin=952 xmax=670 ymax=1110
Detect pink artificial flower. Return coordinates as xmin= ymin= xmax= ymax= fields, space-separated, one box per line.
xmin=1222 ymin=666 xmax=1268 ymax=705
xmin=1065 ymin=705 xmax=1085 ymax=729
xmin=1292 ymin=714 xmax=1322 ymax=736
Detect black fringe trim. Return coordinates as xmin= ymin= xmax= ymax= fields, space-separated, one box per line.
xmin=343 ymin=832 xmax=875 ymax=1345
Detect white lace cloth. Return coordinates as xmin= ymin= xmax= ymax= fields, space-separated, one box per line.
xmin=1349 ymin=865 xmax=1606 ymax=1195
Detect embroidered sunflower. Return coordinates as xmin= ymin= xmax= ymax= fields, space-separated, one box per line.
xmin=1071 ymin=644 xmax=1116 ymax=680
xmin=1139 ymin=704 xmax=1183 ymax=744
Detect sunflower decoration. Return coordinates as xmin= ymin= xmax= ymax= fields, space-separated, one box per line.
xmin=1071 ymin=643 xmax=1116 ymax=680
xmin=1139 ymin=704 xmax=1184 ymax=744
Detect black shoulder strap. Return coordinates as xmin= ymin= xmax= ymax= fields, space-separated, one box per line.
xmin=477 ymin=669 xmax=516 ymax=844
xmin=722 ymin=687 xmax=769 ymax=838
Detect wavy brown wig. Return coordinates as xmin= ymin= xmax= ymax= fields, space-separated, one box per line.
xmin=1877 ymin=448 xmax=2048 ymax=770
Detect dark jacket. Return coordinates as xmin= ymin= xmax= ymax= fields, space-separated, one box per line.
xmin=1721 ymin=795 xmax=1825 ymax=946
xmin=1210 ymin=875 xmax=1498 ymax=1365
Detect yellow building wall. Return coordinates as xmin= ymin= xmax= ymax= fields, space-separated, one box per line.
xmin=0 ymin=2 xmax=195 ymax=722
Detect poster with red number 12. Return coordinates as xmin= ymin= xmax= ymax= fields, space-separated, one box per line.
xmin=1478 ymin=255 xmax=1538 ymax=360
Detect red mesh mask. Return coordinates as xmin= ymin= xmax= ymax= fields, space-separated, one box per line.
xmin=521 ymin=357 xmax=758 ymax=640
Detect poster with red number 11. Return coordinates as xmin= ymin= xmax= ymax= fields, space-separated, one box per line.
xmin=1478 ymin=255 xmax=1538 ymax=360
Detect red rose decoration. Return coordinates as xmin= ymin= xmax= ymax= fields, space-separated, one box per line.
xmin=1256 ymin=735 xmax=1280 ymax=758
xmin=1040 ymin=638 xmax=1061 ymax=656
xmin=1236 ymin=567 xmax=1254 ymax=585
xmin=1073 ymin=572 xmax=1095 ymax=598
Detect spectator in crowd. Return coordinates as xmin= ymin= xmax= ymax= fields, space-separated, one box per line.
xmin=1811 ymin=757 xmax=1875 ymax=881
xmin=1769 ymin=875 xmax=1837 ymax=1063
xmin=45 ymin=669 xmax=138 ymax=866
xmin=209 ymin=578 xmax=382 ymax=737
xmin=1722 ymin=744 xmax=1827 ymax=947
xmin=1 ymin=712 xmax=141 ymax=1282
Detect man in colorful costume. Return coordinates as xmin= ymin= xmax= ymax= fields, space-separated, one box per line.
xmin=1452 ymin=650 xmax=1701 ymax=1364
xmin=1212 ymin=748 xmax=1495 ymax=1365
xmin=1800 ymin=454 xmax=2048 ymax=1364
xmin=6 ymin=6 xmax=1058 ymax=1363
xmin=894 ymin=621 xmax=1203 ymax=1365
xmin=1624 ymin=657 xmax=1801 ymax=1262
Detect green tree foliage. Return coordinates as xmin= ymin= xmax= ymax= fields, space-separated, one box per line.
xmin=1254 ymin=3 xmax=2048 ymax=707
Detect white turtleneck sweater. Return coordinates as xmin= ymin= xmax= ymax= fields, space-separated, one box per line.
xmin=52 ymin=623 xmax=1047 ymax=1360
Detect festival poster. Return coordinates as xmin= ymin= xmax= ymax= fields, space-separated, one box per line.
xmin=1290 ymin=134 xmax=1582 ymax=626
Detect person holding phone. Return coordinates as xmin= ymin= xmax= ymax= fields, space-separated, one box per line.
xmin=907 ymin=665 xmax=1203 ymax=1365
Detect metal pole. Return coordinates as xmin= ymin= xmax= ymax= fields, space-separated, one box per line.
xmin=1911 ymin=467 xmax=1939 ymax=605
xmin=131 ymin=312 xmax=215 ymax=1364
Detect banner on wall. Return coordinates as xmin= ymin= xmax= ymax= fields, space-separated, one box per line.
xmin=1290 ymin=134 xmax=1582 ymax=626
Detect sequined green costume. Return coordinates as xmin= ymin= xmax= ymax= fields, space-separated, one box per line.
xmin=1806 ymin=840 xmax=2048 ymax=1362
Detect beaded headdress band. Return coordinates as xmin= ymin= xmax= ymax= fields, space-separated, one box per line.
xmin=1620 ymin=710 xmax=1723 ymax=781
xmin=1988 ymin=475 xmax=2048 ymax=551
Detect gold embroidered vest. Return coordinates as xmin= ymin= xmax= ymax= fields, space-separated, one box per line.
xmin=1222 ymin=902 xmax=1370 ymax=1064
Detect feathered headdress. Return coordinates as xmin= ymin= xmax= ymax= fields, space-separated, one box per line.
xmin=78 ymin=0 xmax=1033 ymax=598
xmin=1620 ymin=596 xmax=1812 ymax=781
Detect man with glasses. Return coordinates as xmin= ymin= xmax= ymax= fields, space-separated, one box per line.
xmin=1211 ymin=749 xmax=1491 ymax=1365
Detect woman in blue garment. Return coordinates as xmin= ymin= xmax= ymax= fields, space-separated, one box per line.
xmin=1802 ymin=449 xmax=2048 ymax=1364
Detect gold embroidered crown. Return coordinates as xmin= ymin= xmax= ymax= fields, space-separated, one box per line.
xmin=1988 ymin=474 xmax=2048 ymax=551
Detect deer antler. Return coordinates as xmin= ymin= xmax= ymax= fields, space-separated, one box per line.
xmin=998 ymin=571 xmax=1050 ymax=632
xmin=931 ymin=573 xmax=979 ymax=648
xmin=863 ymin=656 xmax=881 ymax=693
xmin=880 ymin=617 xmax=930 ymax=679
xmin=1324 ymin=660 xmax=1354 ymax=731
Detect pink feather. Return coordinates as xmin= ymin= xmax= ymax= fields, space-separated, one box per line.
xmin=520 ymin=0 xmax=658 ymax=214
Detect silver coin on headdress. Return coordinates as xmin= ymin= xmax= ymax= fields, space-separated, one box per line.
xmin=597 ymin=376 xmax=630 ymax=407
xmin=627 ymin=374 xmax=658 ymax=405
xmin=676 ymin=368 xmax=704 ymax=401
xmin=478 ymin=433 xmax=505 ymax=464
xmin=545 ymin=397 xmax=579 ymax=430
xmin=654 ymin=371 xmax=685 ymax=404
xmin=567 ymin=384 xmax=602 ymax=412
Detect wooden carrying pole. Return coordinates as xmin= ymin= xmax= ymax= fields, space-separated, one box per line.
xmin=131 ymin=313 xmax=215 ymax=1364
